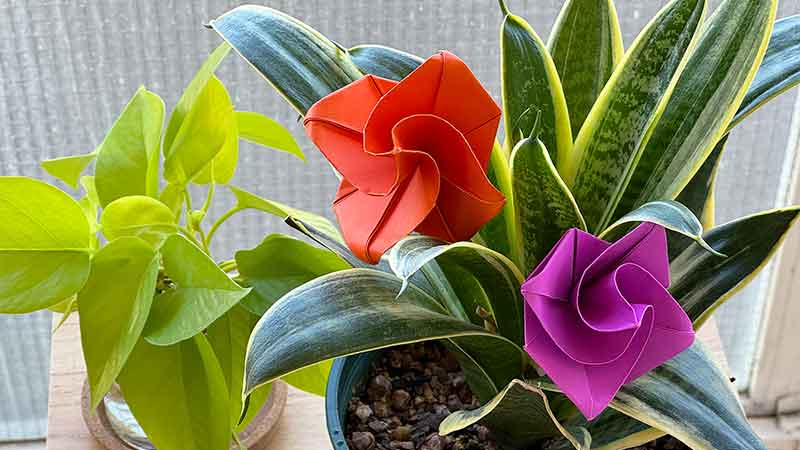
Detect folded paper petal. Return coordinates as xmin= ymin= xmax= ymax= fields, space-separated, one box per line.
xmin=304 ymin=51 xmax=503 ymax=263
xmin=521 ymin=223 xmax=694 ymax=420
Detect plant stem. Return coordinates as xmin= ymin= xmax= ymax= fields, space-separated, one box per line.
xmin=201 ymin=181 xmax=215 ymax=215
xmin=498 ymin=0 xmax=510 ymax=16
xmin=206 ymin=207 xmax=240 ymax=247
xmin=218 ymin=259 xmax=237 ymax=273
xmin=179 ymin=226 xmax=205 ymax=249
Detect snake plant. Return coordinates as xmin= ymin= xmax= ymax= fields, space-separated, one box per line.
xmin=209 ymin=0 xmax=800 ymax=449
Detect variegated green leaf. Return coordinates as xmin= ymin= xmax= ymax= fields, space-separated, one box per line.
xmin=547 ymin=0 xmax=624 ymax=137
xmin=601 ymin=200 xmax=722 ymax=257
xmin=565 ymin=0 xmax=706 ymax=232
xmin=478 ymin=142 xmax=521 ymax=268
xmin=511 ymin=136 xmax=586 ymax=274
xmin=348 ymin=45 xmax=422 ymax=81
xmin=388 ymin=236 xmax=525 ymax=346
xmin=547 ymin=410 xmax=661 ymax=450
xmin=499 ymin=1 xmax=572 ymax=168
xmin=210 ymin=5 xmax=362 ymax=115
xmin=729 ymin=15 xmax=800 ymax=130
xmin=619 ymin=0 xmax=776 ymax=217
xmin=439 ymin=379 xmax=590 ymax=450
xmin=243 ymin=269 xmax=525 ymax=396
xmin=670 ymin=207 xmax=800 ymax=326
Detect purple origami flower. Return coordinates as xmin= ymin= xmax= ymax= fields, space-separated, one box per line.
xmin=521 ymin=222 xmax=695 ymax=420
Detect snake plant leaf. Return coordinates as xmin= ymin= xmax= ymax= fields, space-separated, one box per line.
xmin=600 ymin=200 xmax=722 ymax=257
xmin=210 ymin=5 xmax=363 ymax=115
xmin=670 ymin=207 xmax=800 ymax=326
xmin=95 ymin=87 xmax=164 ymax=207
xmin=566 ymin=0 xmax=706 ymax=232
xmin=236 ymin=111 xmax=305 ymax=160
xmin=349 ymin=44 xmax=422 ymax=81
xmin=100 ymin=196 xmax=178 ymax=247
xmin=547 ymin=0 xmax=624 ymax=137
xmin=118 ymin=335 xmax=230 ymax=450
xmin=547 ymin=410 xmax=661 ymax=450
xmin=144 ymin=234 xmax=251 ymax=346
xmin=164 ymin=43 xmax=230 ymax=154
xmin=619 ymin=0 xmax=776 ymax=218
xmin=243 ymin=269 xmax=524 ymax=396
xmin=163 ymin=76 xmax=235 ymax=186
xmin=440 ymin=379 xmax=589 ymax=450
xmin=78 ymin=237 xmax=160 ymax=409
xmin=388 ymin=236 xmax=525 ymax=346
xmin=729 ymin=15 xmax=800 ymax=130
xmin=510 ymin=136 xmax=586 ymax=274
xmin=235 ymin=234 xmax=349 ymax=316
xmin=206 ymin=304 xmax=260 ymax=430
xmin=41 ymin=151 xmax=97 ymax=189
xmin=0 ymin=177 xmax=91 ymax=313
xmin=499 ymin=3 xmax=572 ymax=168
xmin=478 ymin=142 xmax=521 ymax=268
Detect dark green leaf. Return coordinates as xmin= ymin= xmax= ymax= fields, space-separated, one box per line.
xmin=348 ymin=44 xmax=422 ymax=81
xmin=565 ymin=0 xmax=705 ymax=232
xmin=210 ymin=5 xmax=363 ymax=115
xmin=548 ymin=0 xmax=624 ymax=137
xmin=670 ymin=207 xmax=800 ymax=326
xmin=547 ymin=410 xmax=661 ymax=450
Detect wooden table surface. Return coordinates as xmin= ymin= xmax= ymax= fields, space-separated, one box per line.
xmin=46 ymin=315 xmax=727 ymax=450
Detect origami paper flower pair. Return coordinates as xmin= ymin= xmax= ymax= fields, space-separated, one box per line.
xmin=304 ymin=51 xmax=504 ymax=264
xmin=522 ymin=223 xmax=695 ymax=419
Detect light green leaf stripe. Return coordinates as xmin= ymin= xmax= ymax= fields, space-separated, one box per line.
xmin=620 ymin=0 xmax=776 ymax=217
xmin=243 ymin=269 xmax=524 ymax=395
xmin=499 ymin=4 xmax=572 ymax=168
xmin=565 ymin=0 xmax=706 ymax=232
xmin=94 ymin=87 xmax=165 ymax=207
xmin=600 ymin=200 xmax=723 ymax=257
xmin=547 ymin=0 xmax=624 ymax=137
xmin=440 ymin=379 xmax=589 ymax=450
xmin=41 ymin=151 xmax=97 ymax=189
xmin=388 ymin=236 xmax=525 ymax=346
xmin=210 ymin=5 xmax=363 ymax=115
xmin=729 ymin=15 xmax=800 ymax=130
xmin=479 ymin=142 xmax=521 ymax=268
xmin=348 ymin=44 xmax=422 ymax=81
xmin=511 ymin=136 xmax=586 ymax=274
xmin=78 ymin=237 xmax=160 ymax=408
xmin=236 ymin=111 xmax=305 ymax=160
xmin=670 ymin=207 xmax=800 ymax=327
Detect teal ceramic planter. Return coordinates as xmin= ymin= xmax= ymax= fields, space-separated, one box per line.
xmin=325 ymin=352 xmax=382 ymax=450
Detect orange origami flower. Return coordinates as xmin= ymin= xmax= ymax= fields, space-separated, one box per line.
xmin=304 ymin=51 xmax=505 ymax=263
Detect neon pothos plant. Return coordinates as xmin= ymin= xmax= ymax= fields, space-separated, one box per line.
xmin=210 ymin=0 xmax=800 ymax=449
xmin=0 ymin=44 xmax=349 ymax=450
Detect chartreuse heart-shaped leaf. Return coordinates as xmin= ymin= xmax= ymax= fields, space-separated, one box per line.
xmin=100 ymin=196 xmax=178 ymax=247
xmin=163 ymin=76 xmax=235 ymax=185
xmin=206 ymin=304 xmax=268 ymax=431
xmin=499 ymin=1 xmax=571 ymax=168
xmin=41 ymin=150 xmax=97 ymax=189
xmin=547 ymin=0 xmax=624 ymax=137
xmin=618 ymin=0 xmax=776 ymax=218
xmin=243 ymin=269 xmax=525 ymax=397
xmin=236 ymin=111 xmax=305 ymax=160
xmin=118 ymin=334 xmax=230 ymax=450
xmin=388 ymin=236 xmax=525 ymax=347
xmin=565 ymin=0 xmax=705 ymax=232
xmin=547 ymin=410 xmax=661 ymax=450
xmin=510 ymin=136 xmax=586 ymax=274
xmin=78 ymin=237 xmax=160 ymax=408
xmin=0 ymin=177 xmax=91 ymax=313
xmin=210 ymin=5 xmax=363 ymax=115
xmin=95 ymin=87 xmax=164 ymax=207
xmin=729 ymin=15 xmax=800 ymax=130
xmin=281 ymin=360 xmax=334 ymax=397
xmin=235 ymin=234 xmax=348 ymax=316
xmin=164 ymin=43 xmax=230 ymax=154
xmin=348 ymin=45 xmax=422 ymax=81
xmin=440 ymin=379 xmax=590 ymax=450
xmin=670 ymin=207 xmax=800 ymax=326
xmin=600 ymin=200 xmax=723 ymax=257
xmin=144 ymin=234 xmax=250 ymax=346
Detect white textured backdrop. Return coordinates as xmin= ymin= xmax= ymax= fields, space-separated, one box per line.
xmin=0 ymin=0 xmax=797 ymax=441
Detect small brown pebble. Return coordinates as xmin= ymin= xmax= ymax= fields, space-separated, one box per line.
xmin=368 ymin=420 xmax=388 ymax=433
xmin=414 ymin=395 xmax=425 ymax=406
xmin=356 ymin=404 xmax=374 ymax=422
xmin=391 ymin=425 xmax=412 ymax=441
xmin=352 ymin=431 xmax=376 ymax=450
xmin=447 ymin=394 xmax=463 ymax=411
xmin=390 ymin=441 xmax=415 ymax=450
xmin=374 ymin=401 xmax=391 ymax=418
xmin=392 ymin=389 xmax=412 ymax=411
xmin=475 ymin=426 xmax=489 ymax=442
xmin=369 ymin=375 xmax=393 ymax=401
xmin=421 ymin=434 xmax=445 ymax=450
